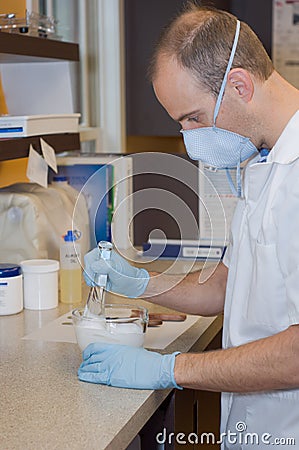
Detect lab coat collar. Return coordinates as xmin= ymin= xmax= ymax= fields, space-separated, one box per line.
xmin=267 ymin=110 xmax=299 ymax=165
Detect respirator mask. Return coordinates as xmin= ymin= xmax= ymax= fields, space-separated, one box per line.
xmin=181 ymin=20 xmax=258 ymax=197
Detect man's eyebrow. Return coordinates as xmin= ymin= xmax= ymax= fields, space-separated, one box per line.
xmin=176 ymin=110 xmax=200 ymax=122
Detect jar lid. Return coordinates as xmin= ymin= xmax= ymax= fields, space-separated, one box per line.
xmin=20 ymin=259 xmax=60 ymax=274
xmin=0 ymin=263 xmax=21 ymax=278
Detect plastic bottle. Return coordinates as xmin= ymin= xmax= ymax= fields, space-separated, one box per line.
xmin=0 ymin=264 xmax=23 ymax=315
xmin=60 ymin=230 xmax=82 ymax=304
xmin=50 ymin=176 xmax=90 ymax=257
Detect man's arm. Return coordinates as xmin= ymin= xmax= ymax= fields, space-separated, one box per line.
xmin=143 ymin=261 xmax=228 ymax=317
xmin=84 ymin=248 xmax=228 ymax=316
xmin=174 ymin=324 xmax=299 ymax=392
xmin=78 ymin=324 xmax=299 ymax=392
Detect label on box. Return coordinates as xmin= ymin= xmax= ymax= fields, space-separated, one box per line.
xmin=26 ymin=145 xmax=48 ymax=188
xmin=40 ymin=138 xmax=58 ymax=173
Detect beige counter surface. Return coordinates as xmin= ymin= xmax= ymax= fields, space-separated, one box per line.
xmin=0 ymin=262 xmax=222 ymax=450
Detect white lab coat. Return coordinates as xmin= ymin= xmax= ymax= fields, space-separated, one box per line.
xmin=221 ymin=110 xmax=299 ymax=449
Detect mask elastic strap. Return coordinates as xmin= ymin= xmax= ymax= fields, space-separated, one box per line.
xmin=236 ymin=162 xmax=242 ymax=197
xmin=225 ymin=168 xmax=238 ymax=197
xmin=213 ymin=20 xmax=241 ymax=125
xmin=226 ymin=158 xmax=243 ymax=197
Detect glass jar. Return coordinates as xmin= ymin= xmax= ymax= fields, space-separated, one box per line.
xmin=72 ymin=304 xmax=148 ymax=351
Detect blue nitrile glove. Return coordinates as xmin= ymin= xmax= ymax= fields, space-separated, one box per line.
xmin=78 ymin=343 xmax=182 ymax=390
xmin=83 ymin=248 xmax=150 ymax=298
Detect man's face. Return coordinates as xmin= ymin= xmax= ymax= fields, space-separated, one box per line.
xmin=153 ymin=56 xmax=239 ymax=133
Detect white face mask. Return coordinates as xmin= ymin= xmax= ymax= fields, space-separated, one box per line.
xmin=181 ymin=20 xmax=258 ymax=197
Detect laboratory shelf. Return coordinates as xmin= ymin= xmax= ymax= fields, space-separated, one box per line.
xmin=0 ymin=33 xmax=80 ymax=161
xmin=0 ymin=133 xmax=80 ymax=161
xmin=0 ymin=32 xmax=79 ymax=63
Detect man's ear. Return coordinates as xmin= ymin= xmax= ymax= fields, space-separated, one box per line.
xmin=227 ymin=68 xmax=254 ymax=103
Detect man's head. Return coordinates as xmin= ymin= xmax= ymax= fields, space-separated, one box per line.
xmin=149 ymin=3 xmax=273 ymax=98
xmin=148 ymin=3 xmax=278 ymax=196
xmin=148 ymin=2 xmax=299 ymax=158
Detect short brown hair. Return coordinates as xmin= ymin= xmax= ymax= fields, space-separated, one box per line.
xmin=148 ymin=3 xmax=274 ymax=96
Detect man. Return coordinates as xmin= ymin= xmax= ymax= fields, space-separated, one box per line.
xmin=81 ymin=3 xmax=299 ymax=448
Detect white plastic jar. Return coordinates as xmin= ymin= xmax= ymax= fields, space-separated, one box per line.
xmin=20 ymin=259 xmax=59 ymax=310
xmin=0 ymin=263 xmax=23 ymax=315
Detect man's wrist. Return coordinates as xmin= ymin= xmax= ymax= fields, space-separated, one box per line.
xmin=173 ymin=352 xmax=188 ymax=388
xmin=142 ymin=271 xmax=158 ymax=297
xmin=170 ymin=352 xmax=184 ymax=389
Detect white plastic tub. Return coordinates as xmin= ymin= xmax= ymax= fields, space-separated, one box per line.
xmin=21 ymin=259 xmax=59 ymax=310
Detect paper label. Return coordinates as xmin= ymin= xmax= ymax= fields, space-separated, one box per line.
xmin=60 ymin=243 xmax=81 ymax=270
xmin=40 ymin=138 xmax=58 ymax=173
xmin=182 ymin=246 xmax=223 ymax=258
xmin=26 ymin=145 xmax=48 ymax=188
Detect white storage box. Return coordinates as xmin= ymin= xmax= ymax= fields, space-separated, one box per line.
xmin=0 ymin=114 xmax=80 ymax=138
xmin=53 ymin=154 xmax=134 ymax=250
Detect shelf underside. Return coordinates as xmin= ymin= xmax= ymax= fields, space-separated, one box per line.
xmin=0 ymin=133 xmax=81 ymax=161
xmin=0 ymin=32 xmax=79 ymax=62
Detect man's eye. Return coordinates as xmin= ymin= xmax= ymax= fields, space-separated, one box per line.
xmin=187 ymin=117 xmax=199 ymax=123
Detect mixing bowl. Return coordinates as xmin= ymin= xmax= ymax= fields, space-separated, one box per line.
xmin=72 ymin=304 xmax=148 ymax=351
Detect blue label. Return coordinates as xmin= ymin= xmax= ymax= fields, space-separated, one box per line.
xmin=0 ymin=282 xmax=8 ymax=286
xmin=0 ymin=127 xmax=23 ymax=133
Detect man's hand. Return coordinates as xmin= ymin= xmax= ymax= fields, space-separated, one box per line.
xmin=78 ymin=342 xmax=182 ymax=390
xmin=84 ymin=248 xmax=150 ymax=298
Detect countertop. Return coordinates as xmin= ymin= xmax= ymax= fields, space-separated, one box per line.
xmin=0 ymin=261 xmax=222 ymax=450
